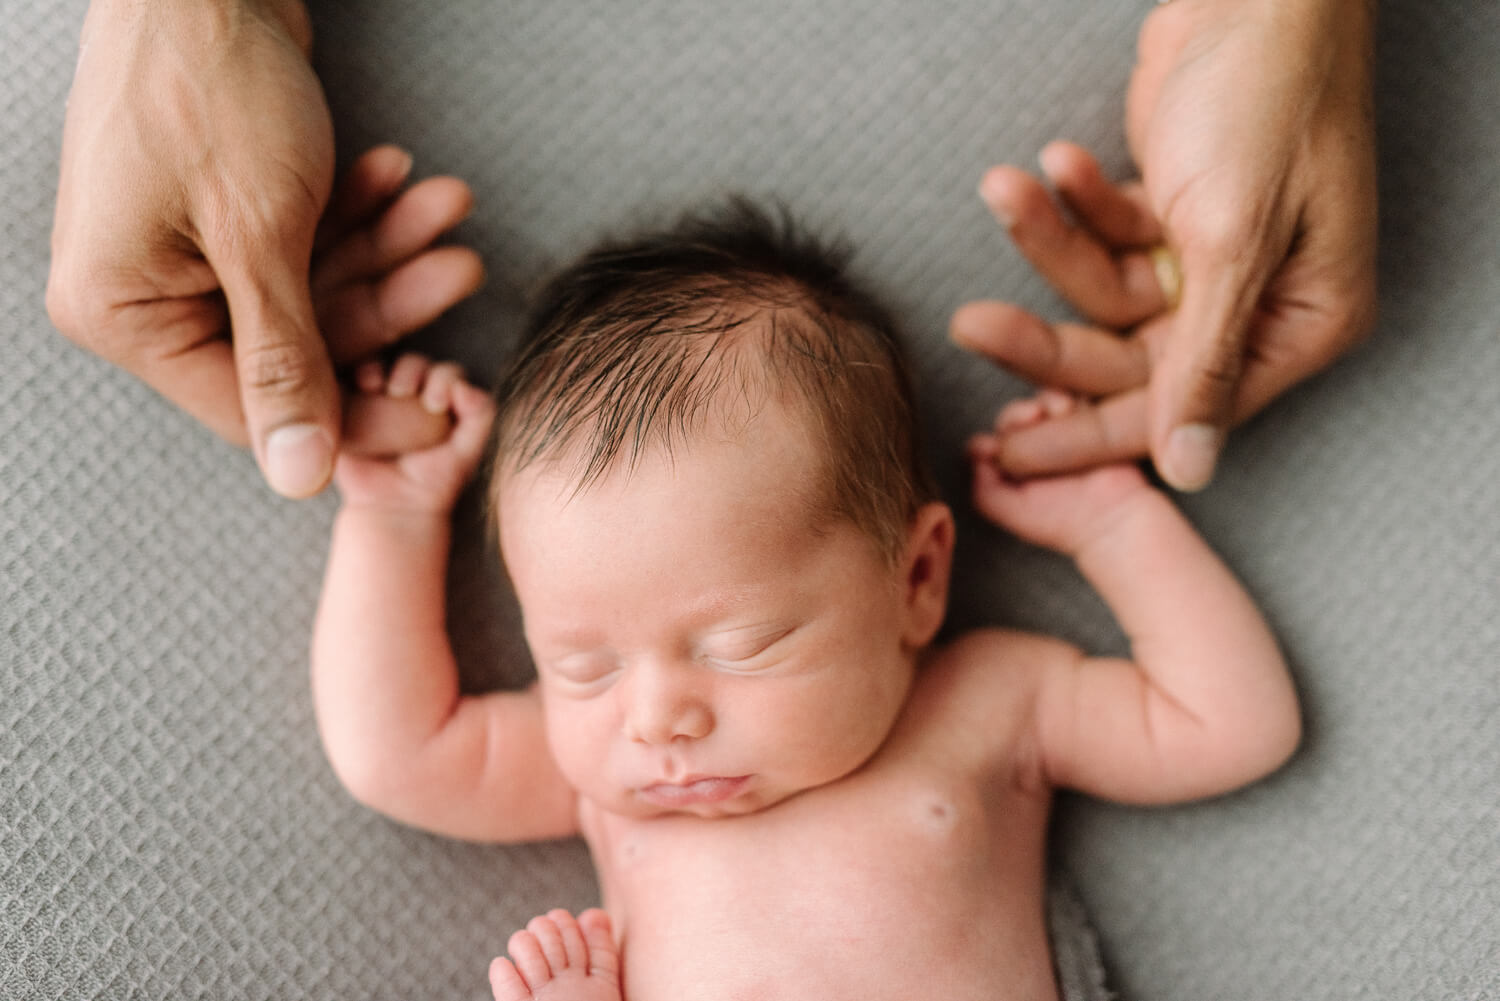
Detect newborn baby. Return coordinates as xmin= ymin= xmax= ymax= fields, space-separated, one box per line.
xmin=311 ymin=202 xmax=1300 ymax=1001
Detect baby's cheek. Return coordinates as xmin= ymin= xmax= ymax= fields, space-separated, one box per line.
xmin=542 ymin=702 xmax=601 ymax=780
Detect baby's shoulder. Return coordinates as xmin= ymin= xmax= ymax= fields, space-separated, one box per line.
xmin=904 ymin=627 xmax=1080 ymax=776
xmin=923 ymin=626 xmax=1077 ymax=692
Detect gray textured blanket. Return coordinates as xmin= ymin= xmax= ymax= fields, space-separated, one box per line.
xmin=3 ymin=1 xmax=1497 ymax=998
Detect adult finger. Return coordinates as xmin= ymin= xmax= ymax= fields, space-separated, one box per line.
xmin=950 ymin=301 xmax=1149 ymax=397
xmin=1147 ymin=249 xmax=1266 ymax=491
xmin=213 ymin=241 xmax=340 ymax=498
xmin=133 ymin=318 xmax=254 ymax=446
xmin=313 ymin=175 xmax=474 ymax=291
xmin=1038 ymin=141 xmax=1161 ymax=248
xmin=314 ymin=145 xmax=414 ymax=255
xmin=995 ymin=390 xmax=1149 ymax=479
xmin=318 ymin=246 xmax=485 ymax=363
xmin=978 ymin=165 xmax=1164 ymax=328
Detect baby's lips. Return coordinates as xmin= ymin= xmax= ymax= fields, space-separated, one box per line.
xmin=340 ymin=392 xmax=452 ymax=457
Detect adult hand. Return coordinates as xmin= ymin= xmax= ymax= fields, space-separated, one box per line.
xmin=953 ymin=0 xmax=1377 ymax=490
xmin=47 ymin=0 xmax=477 ymax=498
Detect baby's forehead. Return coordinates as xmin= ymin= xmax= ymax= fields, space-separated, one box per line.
xmin=491 ymin=401 xmax=840 ymax=548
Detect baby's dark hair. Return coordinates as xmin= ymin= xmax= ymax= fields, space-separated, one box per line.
xmin=489 ymin=198 xmax=936 ymax=562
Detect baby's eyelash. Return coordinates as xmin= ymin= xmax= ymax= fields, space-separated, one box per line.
xmin=545 ymin=654 xmax=621 ymax=686
xmin=699 ymin=625 xmax=796 ymax=665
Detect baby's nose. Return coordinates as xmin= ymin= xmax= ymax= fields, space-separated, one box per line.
xmin=622 ymin=663 xmax=714 ymax=744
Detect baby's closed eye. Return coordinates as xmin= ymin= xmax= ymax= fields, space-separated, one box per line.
xmin=696 ymin=624 xmax=796 ymax=669
xmin=547 ymin=651 xmax=623 ymax=686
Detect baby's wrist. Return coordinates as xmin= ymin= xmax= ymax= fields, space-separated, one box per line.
xmin=335 ymin=501 xmax=454 ymax=539
xmin=1068 ymin=484 xmax=1168 ymax=569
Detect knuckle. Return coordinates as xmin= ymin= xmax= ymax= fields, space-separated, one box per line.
xmin=45 ymin=265 xmax=116 ymax=350
xmin=1333 ymin=284 xmax=1379 ymax=347
xmin=1181 ymin=200 xmax=1261 ymax=265
xmin=239 ymin=341 xmax=316 ymax=399
xmin=43 ymin=273 xmax=79 ymax=338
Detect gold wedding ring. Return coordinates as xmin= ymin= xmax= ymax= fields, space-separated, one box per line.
xmin=1149 ymin=244 xmax=1183 ymax=310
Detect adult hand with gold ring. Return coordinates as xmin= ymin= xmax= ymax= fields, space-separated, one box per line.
xmin=953 ymin=0 xmax=1378 ymax=490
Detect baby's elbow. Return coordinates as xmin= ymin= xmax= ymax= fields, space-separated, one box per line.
xmin=1263 ymin=701 xmax=1304 ymax=776
xmin=1226 ymin=698 xmax=1303 ymax=789
xmin=326 ymin=743 xmax=418 ymax=818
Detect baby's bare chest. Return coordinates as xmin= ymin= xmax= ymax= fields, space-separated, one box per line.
xmin=589 ymin=764 xmax=1056 ymax=1001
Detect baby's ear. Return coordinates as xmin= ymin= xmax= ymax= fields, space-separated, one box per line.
xmin=899 ymin=502 xmax=955 ymax=650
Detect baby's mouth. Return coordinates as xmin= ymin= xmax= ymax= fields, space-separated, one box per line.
xmin=638 ymin=775 xmax=750 ymax=808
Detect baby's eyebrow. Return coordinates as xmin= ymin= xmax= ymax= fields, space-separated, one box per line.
xmin=525 ymin=621 xmax=606 ymax=651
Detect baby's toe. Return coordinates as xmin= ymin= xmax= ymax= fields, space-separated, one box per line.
xmin=525 ymin=913 xmax=570 ymax=978
xmin=506 ymin=928 xmax=554 ymax=990
xmin=489 ymin=956 xmax=537 ymax=1001
xmin=578 ymin=909 xmax=620 ymax=978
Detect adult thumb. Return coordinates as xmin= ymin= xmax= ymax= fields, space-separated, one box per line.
xmin=218 ymin=250 xmax=340 ymax=498
xmin=1150 ymin=249 xmax=1261 ymax=491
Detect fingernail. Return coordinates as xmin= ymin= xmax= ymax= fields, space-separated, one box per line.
xmin=266 ymin=424 xmax=333 ymax=498
xmin=977 ymin=177 xmax=1014 ymax=228
xmin=1162 ymin=424 xmax=1221 ymax=492
xmin=394 ymin=149 xmax=414 ymax=182
xmin=1038 ymin=143 xmax=1067 ymax=179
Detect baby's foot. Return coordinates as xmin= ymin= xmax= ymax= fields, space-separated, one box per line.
xmin=341 ymin=353 xmax=457 ymax=458
xmin=489 ymin=909 xmax=622 ymax=1001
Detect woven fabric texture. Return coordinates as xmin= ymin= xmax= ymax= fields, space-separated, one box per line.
xmin=3 ymin=0 xmax=1497 ymax=998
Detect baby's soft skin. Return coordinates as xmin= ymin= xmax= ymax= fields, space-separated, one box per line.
xmin=314 ymin=358 xmax=1299 ymax=1001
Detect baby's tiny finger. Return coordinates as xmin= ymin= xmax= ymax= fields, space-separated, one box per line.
xmin=385 ymin=353 xmax=430 ymax=398
xmin=1036 ymin=388 xmax=1078 ymax=419
xmin=354 ymin=359 xmax=386 ymax=394
xmin=966 ymin=433 xmax=1000 ymax=461
xmin=421 ymin=362 xmax=464 ymax=415
xmin=996 ymin=397 xmax=1044 ymax=432
xmin=970 ymin=453 xmax=1021 ymax=525
xmin=997 ymin=390 xmax=1148 ymax=478
xmin=448 ymin=382 xmax=498 ymax=463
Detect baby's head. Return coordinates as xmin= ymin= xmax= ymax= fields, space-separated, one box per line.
xmin=489 ymin=200 xmax=954 ymax=819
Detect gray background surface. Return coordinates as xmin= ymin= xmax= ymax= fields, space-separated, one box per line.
xmin=3 ymin=0 xmax=1497 ymax=998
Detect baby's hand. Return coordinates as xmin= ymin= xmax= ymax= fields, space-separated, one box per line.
xmin=333 ymin=354 xmax=495 ymax=515
xmin=968 ymin=390 xmax=1152 ymax=556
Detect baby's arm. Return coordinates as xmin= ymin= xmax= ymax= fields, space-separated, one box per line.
xmin=312 ymin=356 xmax=577 ymax=841
xmin=970 ymin=392 xmax=1301 ymax=803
